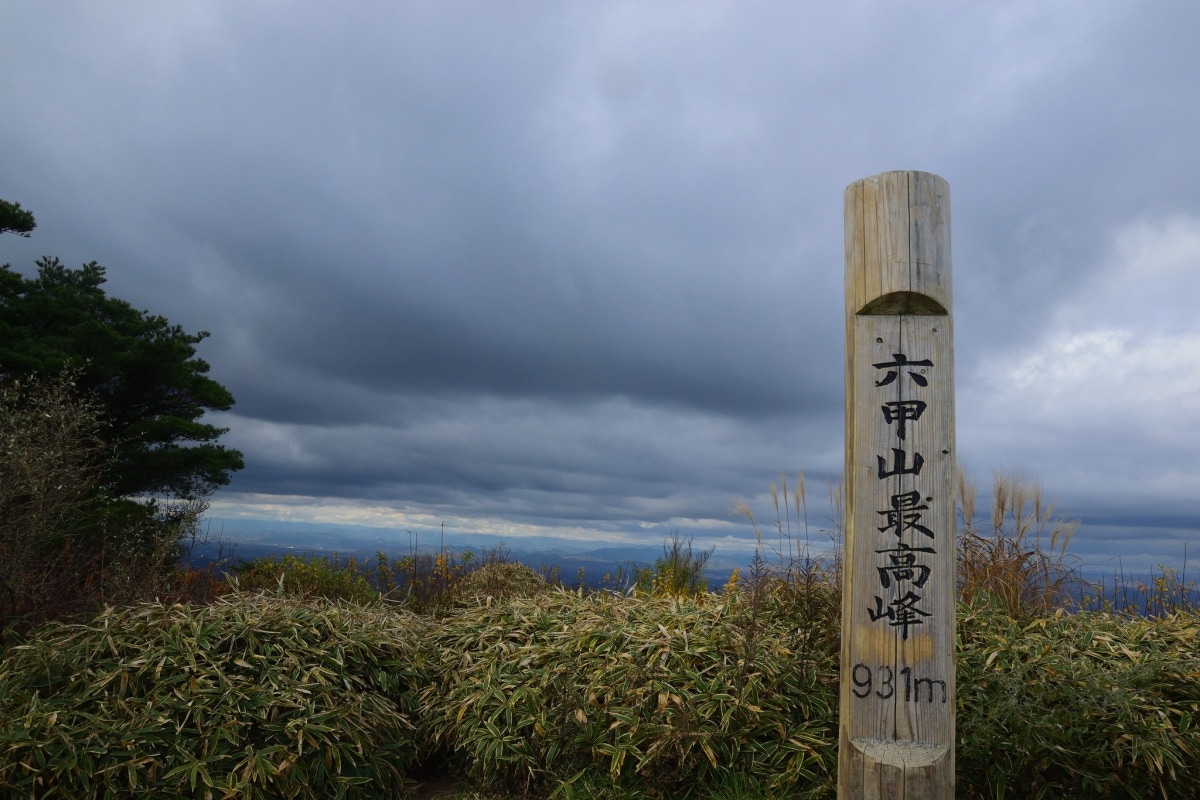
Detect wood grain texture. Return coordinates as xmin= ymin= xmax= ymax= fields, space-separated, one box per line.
xmin=840 ymin=171 xmax=955 ymax=799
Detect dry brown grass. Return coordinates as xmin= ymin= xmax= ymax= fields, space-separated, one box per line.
xmin=956 ymin=469 xmax=1082 ymax=618
xmin=733 ymin=471 xmax=842 ymax=596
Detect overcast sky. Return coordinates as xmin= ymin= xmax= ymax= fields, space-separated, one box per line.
xmin=3 ymin=2 xmax=1198 ymax=574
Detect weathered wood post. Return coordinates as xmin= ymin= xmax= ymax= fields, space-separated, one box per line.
xmin=839 ymin=171 xmax=955 ymax=798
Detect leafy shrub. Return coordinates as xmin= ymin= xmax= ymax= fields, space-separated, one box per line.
xmin=376 ymin=545 xmax=523 ymax=614
xmin=230 ymin=553 xmax=378 ymax=604
xmin=0 ymin=593 xmax=433 ymax=799
xmin=0 ymin=371 xmax=207 ymax=638
xmin=0 ymin=370 xmax=110 ymax=633
xmin=630 ymin=530 xmax=715 ymax=598
xmin=957 ymin=600 xmax=1200 ymax=799
xmin=161 ymin=561 xmax=233 ymax=606
xmin=454 ymin=561 xmax=548 ymax=605
xmin=423 ymin=588 xmax=838 ymax=798
xmin=384 ymin=549 xmax=474 ymax=614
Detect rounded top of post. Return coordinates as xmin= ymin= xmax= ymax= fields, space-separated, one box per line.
xmin=846 ymin=170 xmax=948 ymax=194
xmin=845 ymin=171 xmax=952 ymax=316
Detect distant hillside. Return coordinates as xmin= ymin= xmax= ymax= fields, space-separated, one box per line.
xmin=186 ymin=521 xmax=744 ymax=591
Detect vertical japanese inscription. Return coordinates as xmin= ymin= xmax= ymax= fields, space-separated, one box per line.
xmin=867 ymin=352 xmax=936 ymax=641
xmin=846 ymin=315 xmax=954 ymax=726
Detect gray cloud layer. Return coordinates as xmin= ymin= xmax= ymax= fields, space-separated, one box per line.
xmin=3 ymin=2 xmax=1199 ymax=572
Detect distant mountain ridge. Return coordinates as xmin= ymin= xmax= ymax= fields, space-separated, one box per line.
xmin=187 ymin=518 xmax=745 ymax=591
xmin=190 ymin=518 xmax=1196 ymax=612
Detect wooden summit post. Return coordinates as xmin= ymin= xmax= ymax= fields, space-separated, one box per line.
xmin=839 ymin=171 xmax=955 ymax=799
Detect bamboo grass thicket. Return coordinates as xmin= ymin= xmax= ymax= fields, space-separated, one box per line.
xmin=0 ymin=593 xmax=433 ymax=799
xmin=0 ymin=580 xmax=1198 ymax=798
xmin=424 ymin=587 xmax=840 ymax=798
xmin=956 ymin=600 xmax=1200 ymax=798
xmin=0 ymin=468 xmax=1198 ymax=799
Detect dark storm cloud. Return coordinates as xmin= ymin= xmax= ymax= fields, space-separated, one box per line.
xmin=224 ymin=394 xmax=842 ymax=531
xmin=2 ymin=1 xmax=1199 ymax=567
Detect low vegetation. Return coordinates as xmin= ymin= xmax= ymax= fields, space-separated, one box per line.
xmin=0 ymin=594 xmax=433 ymax=799
xmin=957 ymin=601 xmax=1200 ymax=798
xmin=0 ymin=470 xmax=1197 ymax=798
xmin=424 ymin=587 xmax=838 ymax=798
